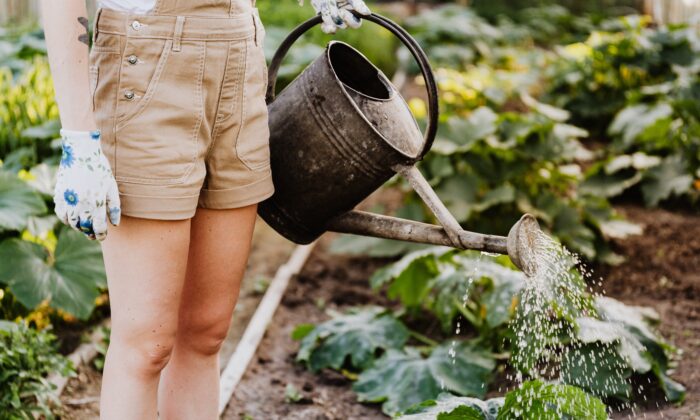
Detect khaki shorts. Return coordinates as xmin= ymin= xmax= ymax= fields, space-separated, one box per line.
xmin=88 ymin=7 xmax=274 ymax=220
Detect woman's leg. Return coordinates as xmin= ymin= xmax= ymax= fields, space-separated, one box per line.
xmin=157 ymin=204 xmax=258 ymax=419
xmin=99 ymin=215 xmax=192 ymax=420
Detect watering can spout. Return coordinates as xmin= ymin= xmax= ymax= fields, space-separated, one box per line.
xmin=326 ymin=211 xmax=541 ymax=276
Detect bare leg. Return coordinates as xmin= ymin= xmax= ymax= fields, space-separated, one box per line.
xmin=157 ymin=204 xmax=258 ymax=419
xmin=99 ymin=215 xmax=191 ymax=420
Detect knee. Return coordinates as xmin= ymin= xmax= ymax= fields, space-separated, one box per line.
xmin=178 ymin=311 xmax=232 ymax=356
xmin=110 ymin=328 xmax=177 ymax=377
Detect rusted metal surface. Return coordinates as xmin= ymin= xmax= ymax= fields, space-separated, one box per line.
xmin=506 ymin=214 xmax=541 ymax=276
xmin=258 ymin=12 xmax=544 ymax=275
xmin=326 ymin=210 xmax=508 ymax=254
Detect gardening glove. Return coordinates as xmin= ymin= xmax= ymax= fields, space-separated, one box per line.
xmin=53 ymin=129 xmax=121 ymax=241
xmin=300 ymin=0 xmax=372 ymax=34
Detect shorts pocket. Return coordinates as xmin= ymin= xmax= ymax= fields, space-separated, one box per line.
xmin=115 ymin=38 xmax=172 ymax=129
xmin=113 ymin=40 xmax=206 ymax=185
xmin=235 ymin=37 xmax=271 ymax=172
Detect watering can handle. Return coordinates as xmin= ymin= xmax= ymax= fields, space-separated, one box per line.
xmin=265 ymin=11 xmax=439 ymax=161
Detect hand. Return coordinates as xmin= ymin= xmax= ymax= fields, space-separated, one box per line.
xmin=53 ymin=129 xmax=121 ymax=241
xmin=301 ymin=0 xmax=372 ymax=34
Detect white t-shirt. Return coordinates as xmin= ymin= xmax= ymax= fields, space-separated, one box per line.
xmin=99 ymin=0 xmax=156 ymax=14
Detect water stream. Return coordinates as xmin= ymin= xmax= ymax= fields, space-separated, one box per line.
xmin=451 ymin=230 xmax=641 ymax=416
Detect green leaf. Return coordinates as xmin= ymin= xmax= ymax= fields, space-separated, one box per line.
xmin=640 ymin=154 xmax=693 ymax=206
xmin=654 ymin=368 xmax=686 ymax=404
xmin=369 ymin=247 xmax=454 ymax=307
xmin=296 ymin=307 xmax=409 ymax=372
xmin=24 ymin=163 xmax=57 ymax=197
xmin=580 ymin=170 xmax=642 ymax=198
xmin=0 ymin=171 xmax=47 ymax=232
xmin=0 ymin=226 xmax=106 ymax=319
xmin=497 ymin=380 xmax=607 ymax=420
xmin=354 ymin=340 xmax=496 ymax=416
xmin=561 ymin=343 xmax=633 ymax=400
xmin=399 ymin=392 xmax=503 ymax=420
xmin=291 ymin=324 xmax=315 ymax=341
xmin=440 ymin=107 xmax=499 ymax=151
xmin=608 ymin=103 xmax=673 ymax=148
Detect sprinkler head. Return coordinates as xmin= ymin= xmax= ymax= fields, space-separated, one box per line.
xmin=506 ymin=214 xmax=541 ymax=276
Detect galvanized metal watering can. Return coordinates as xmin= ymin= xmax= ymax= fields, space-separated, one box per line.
xmin=258 ymin=12 xmax=541 ymax=275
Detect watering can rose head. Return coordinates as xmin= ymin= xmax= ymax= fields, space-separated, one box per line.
xmin=300 ymin=0 xmax=372 ymax=34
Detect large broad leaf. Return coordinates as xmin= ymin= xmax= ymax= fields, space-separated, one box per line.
xmin=471 ymin=258 xmax=525 ymax=328
xmin=296 ymin=306 xmax=409 ymax=372
xmin=436 ymin=107 xmax=499 ymax=152
xmin=0 ymin=226 xmax=106 ymax=319
xmin=498 ymin=380 xmax=607 ymax=420
xmin=369 ymin=247 xmax=455 ymax=307
xmin=608 ymin=103 xmax=673 ymax=148
xmin=0 ymin=171 xmax=47 ymax=232
xmin=353 ymin=340 xmax=495 ymax=416
xmin=400 ymin=393 xmax=503 ymax=420
xmin=593 ymin=296 xmax=686 ymax=402
xmin=640 ymin=154 xmax=693 ymax=206
xmin=561 ymin=342 xmax=633 ymax=400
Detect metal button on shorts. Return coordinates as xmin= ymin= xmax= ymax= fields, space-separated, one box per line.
xmin=88 ymin=0 xmax=273 ymax=220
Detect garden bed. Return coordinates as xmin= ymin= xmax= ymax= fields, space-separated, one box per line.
xmin=222 ymin=204 xmax=699 ymax=419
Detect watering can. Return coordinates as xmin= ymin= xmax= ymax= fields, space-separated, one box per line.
xmin=257 ymin=12 xmax=541 ymax=276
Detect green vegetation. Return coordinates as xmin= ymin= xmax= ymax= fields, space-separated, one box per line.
xmin=0 ymin=319 xmax=75 ymax=418
xmin=294 ymin=248 xmax=684 ymax=416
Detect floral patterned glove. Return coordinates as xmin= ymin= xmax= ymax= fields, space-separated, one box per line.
xmin=54 ymin=129 xmax=121 ymax=241
xmin=300 ymin=0 xmax=372 ymax=34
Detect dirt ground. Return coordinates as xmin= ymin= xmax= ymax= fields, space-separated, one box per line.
xmin=598 ymin=205 xmax=700 ymax=419
xmin=223 ymin=204 xmax=699 ymax=420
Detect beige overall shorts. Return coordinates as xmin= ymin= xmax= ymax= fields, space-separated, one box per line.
xmin=89 ymin=0 xmax=274 ymax=220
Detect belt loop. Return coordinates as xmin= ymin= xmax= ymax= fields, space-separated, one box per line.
xmin=172 ymin=15 xmax=186 ymax=52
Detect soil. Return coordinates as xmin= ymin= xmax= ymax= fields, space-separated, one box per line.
xmin=597 ymin=205 xmax=700 ymax=420
xmin=222 ymin=203 xmax=699 ymax=420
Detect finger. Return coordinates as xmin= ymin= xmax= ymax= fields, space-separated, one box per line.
xmin=327 ymin=0 xmax=347 ymax=29
xmin=347 ymin=0 xmax=371 ymax=15
xmin=339 ymin=8 xmax=361 ymax=29
xmin=106 ymin=181 xmax=121 ymax=226
xmin=53 ymin=201 xmax=70 ymax=226
xmin=92 ymin=204 xmax=109 ymax=242
xmin=67 ymin=207 xmax=81 ymax=233
xmin=77 ymin=215 xmax=97 ymax=241
xmin=318 ymin=5 xmax=339 ymax=34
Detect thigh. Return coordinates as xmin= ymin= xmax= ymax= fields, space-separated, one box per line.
xmin=101 ymin=215 xmax=192 ymax=343
xmin=177 ymin=205 xmax=258 ymax=332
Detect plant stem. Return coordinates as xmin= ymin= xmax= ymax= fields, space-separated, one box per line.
xmin=409 ymin=329 xmax=439 ymax=347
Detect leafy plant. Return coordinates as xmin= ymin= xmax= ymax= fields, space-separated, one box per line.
xmin=0 ymin=223 xmax=107 ymax=320
xmin=400 ymin=392 xmax=503 ymax=420
xmin=0 ymin=58 xmax=60 ymax=169
xmin=353 ymin=340 xmax=496 ymax=416
xmin=293 ymin=306 xmax=409 ymax=372
xmin=399 ymin=380 xmax=607 ymax=420
xmin=0 ymin=319 xmax=75 ymax=419
xmin=562 ymin=296 xmax=686 ymax=403
xmin=369 ymin=248 xmax=524 ymax=334
xmin=92 ymin=324 xmax=111 ymax=372
xmin=498 ymin=380 xmax=607 ymax=419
